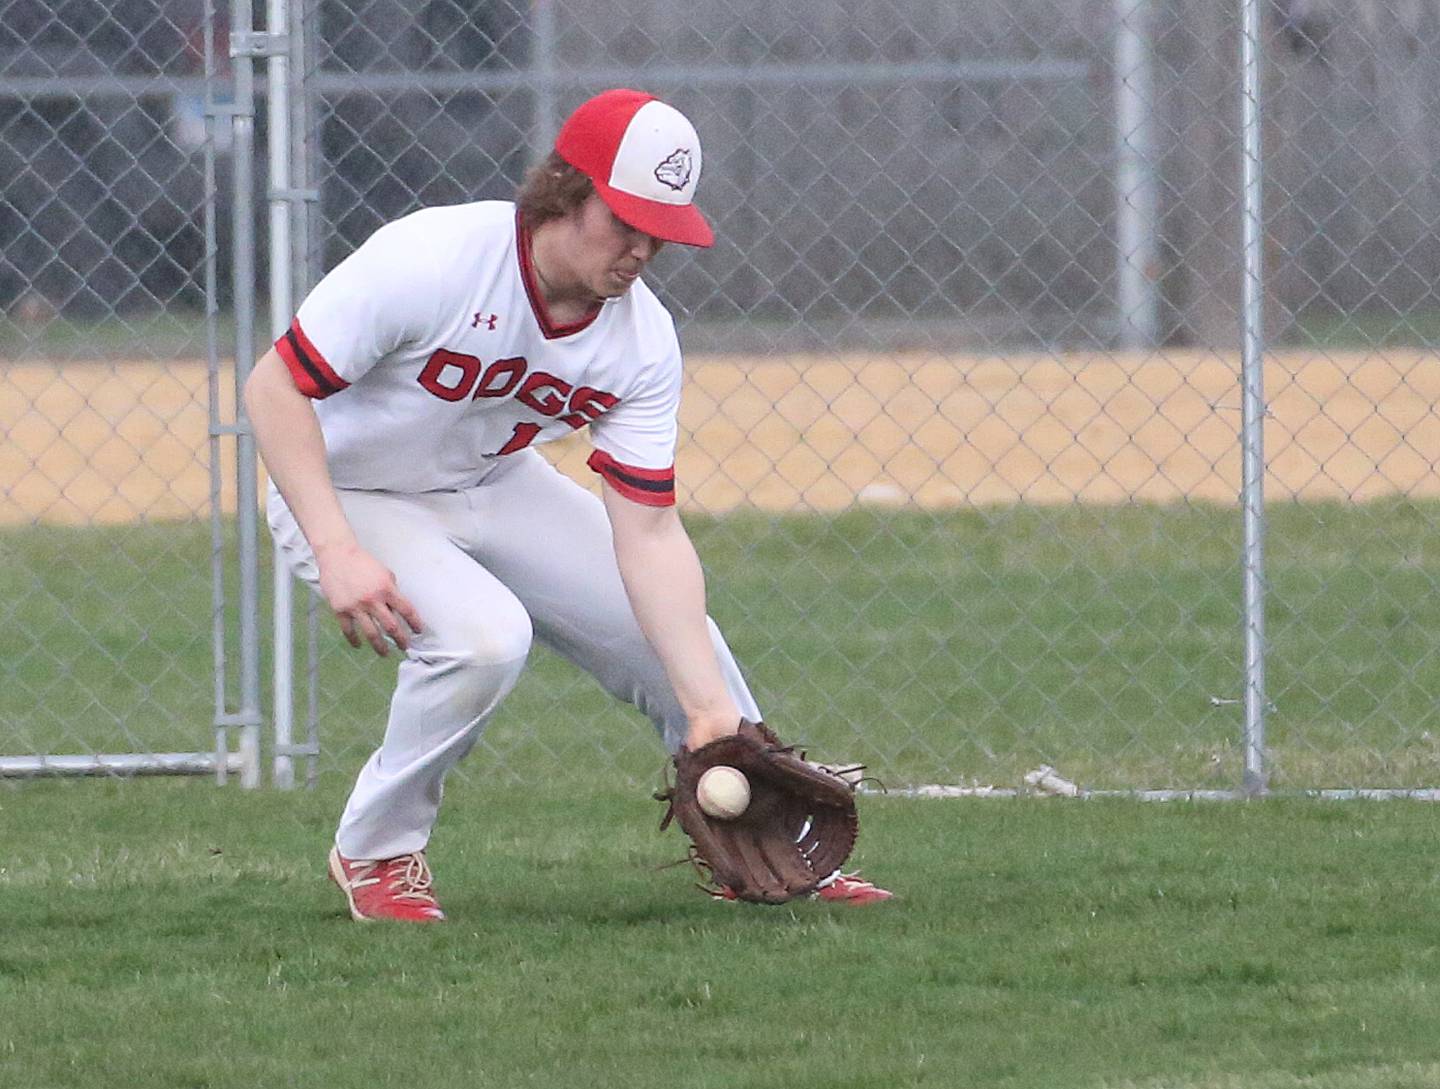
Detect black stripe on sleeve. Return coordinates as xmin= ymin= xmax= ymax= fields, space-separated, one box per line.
xmin=602 ymin=463 xmax=675 ymax=495
xmin=285 ymin=328 xmax=339 ymax=396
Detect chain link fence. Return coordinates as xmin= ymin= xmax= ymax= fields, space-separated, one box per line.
xmin=4 ymin=0 xmax=1440 ymax=795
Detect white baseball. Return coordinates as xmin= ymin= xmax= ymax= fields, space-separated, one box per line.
xmin=696 ymin=765 xmax=751 ymax=820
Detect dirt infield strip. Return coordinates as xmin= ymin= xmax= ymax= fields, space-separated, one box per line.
xmin=2 ymin=349 xmax=1437 ymax=526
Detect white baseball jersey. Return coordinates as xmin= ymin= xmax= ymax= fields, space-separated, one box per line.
xmin=273 ymin=200 xmax=682 ymax=506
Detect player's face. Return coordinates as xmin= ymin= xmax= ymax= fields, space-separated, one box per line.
xmin=572 ymin=195 xmax=665 ymax=299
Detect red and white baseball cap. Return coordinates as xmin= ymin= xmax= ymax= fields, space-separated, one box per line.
xmin=555 ymin=88 xmax=714 ymax=248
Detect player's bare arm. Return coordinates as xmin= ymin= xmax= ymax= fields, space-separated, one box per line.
xmin=244 ymin=348 xmax=423 ymax=656
xmin=600 ymin=481 xmax=741 ymax=750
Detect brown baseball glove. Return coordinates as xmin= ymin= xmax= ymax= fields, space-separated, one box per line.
xmin=656 ymin=720 xmax=860 ymax=904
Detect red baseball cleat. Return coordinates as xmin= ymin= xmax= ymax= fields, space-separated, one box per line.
xmin=815 ymin=872 xmax=894 ymax=904
xmin=328 ymin=846 xmax=446 ymax=922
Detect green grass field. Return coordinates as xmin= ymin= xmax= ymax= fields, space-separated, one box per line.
xmin=6 ymin=306 xmax=1440 ymax=361
xmin=6 ymin=502 xmax=1440 ymax=1086
xmin=4 ymin=782 xmax=1440 ymax=1088
xmin=5 ymin=501 xmax=1440 ymax=791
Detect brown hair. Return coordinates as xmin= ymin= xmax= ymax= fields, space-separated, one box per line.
xmin=515 ymin=151 xmax=595 ymax=228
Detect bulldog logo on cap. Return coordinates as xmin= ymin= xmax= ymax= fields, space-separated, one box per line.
xmin=654 ymin=149 xmax=693 ymax=192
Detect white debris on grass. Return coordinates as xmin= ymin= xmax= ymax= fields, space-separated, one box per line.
xmin=1022 ymin=765 xmax=1082 ymax=797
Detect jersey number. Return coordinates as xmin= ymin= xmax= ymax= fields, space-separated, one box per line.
xmin=496 ymin=422 xmax=541 ymax=455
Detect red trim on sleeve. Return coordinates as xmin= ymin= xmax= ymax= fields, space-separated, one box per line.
xmin=274 ymin=318 xmax=349 ymax=399
xmin=587 ymin=449 xmax=676 ymax=507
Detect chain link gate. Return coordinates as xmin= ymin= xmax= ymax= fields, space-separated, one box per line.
xmin=1 ymin=0 xmax=259 ymax=784
xmin=5 ymin=0 xmax=1439 ymax=797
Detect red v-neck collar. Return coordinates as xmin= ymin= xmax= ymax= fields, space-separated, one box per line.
xmin=515 ymin=211 xmax=602 ymax=340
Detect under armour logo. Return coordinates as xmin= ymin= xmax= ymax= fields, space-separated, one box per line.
xmin=472 ymin=312 xmax=498 ymax=331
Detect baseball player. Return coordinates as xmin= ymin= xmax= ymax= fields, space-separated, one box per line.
xmin=244 ymin=88 xmax=892 ymax=922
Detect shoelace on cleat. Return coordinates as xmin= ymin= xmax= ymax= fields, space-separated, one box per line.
xmin=345 ymin=853 xmax=439 ymax=905
xmin=382 ymin=854 xmax=438 ymax=903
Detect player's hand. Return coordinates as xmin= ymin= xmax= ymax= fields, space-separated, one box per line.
xmin=315 ymin=542 xmax=424 ymax=656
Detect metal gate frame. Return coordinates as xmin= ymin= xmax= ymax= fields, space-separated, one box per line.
xmin=0 ymin=0 xmax=258 ymax=785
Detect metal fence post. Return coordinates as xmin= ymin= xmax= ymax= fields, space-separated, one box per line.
xmin=1114 ymin=0 xmax=1159 ymax=349
xmin=229 ymin=0 xmax=265 ymax=789
xmin=1239 ymin=0 xmax=1269 ymax=797
xmin=266 ymin=0 xmax=297 ymax=790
